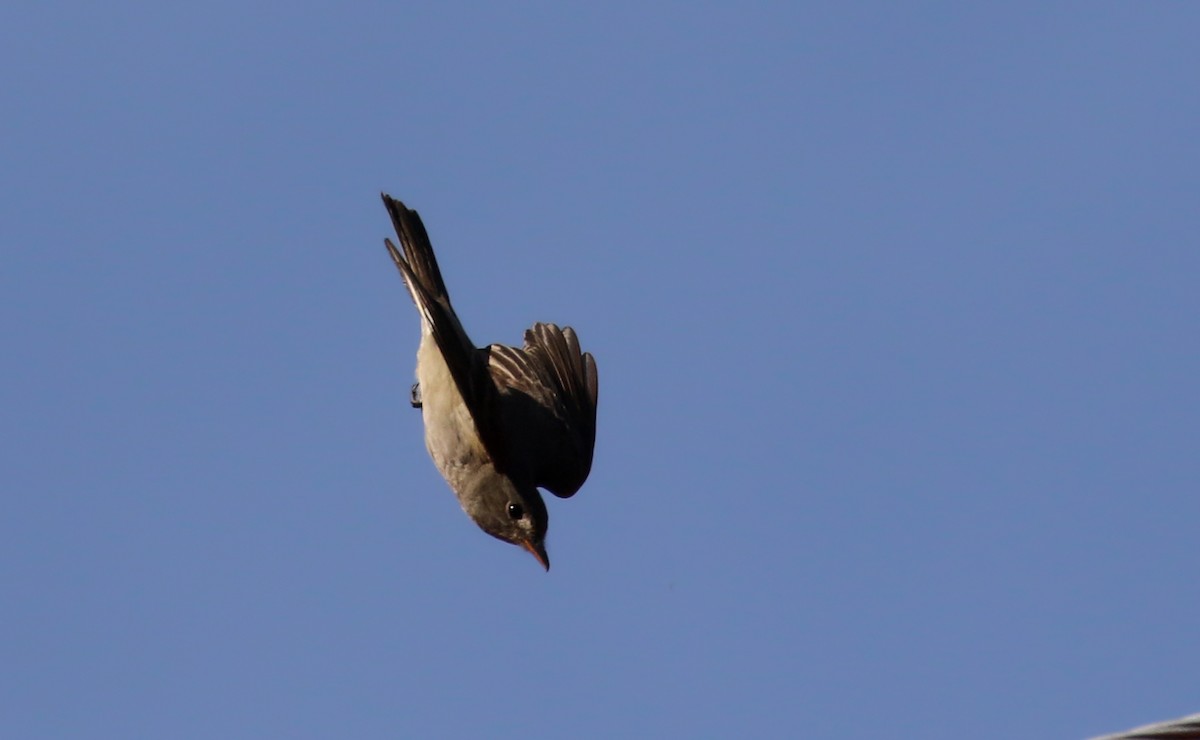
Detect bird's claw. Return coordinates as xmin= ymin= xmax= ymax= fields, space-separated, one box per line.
xmin=410 ymin=382 xmax=422 ymax=408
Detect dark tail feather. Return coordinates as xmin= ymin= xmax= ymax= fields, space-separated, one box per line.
xmin=381 ymin=194 xmax=450 ymax=305
xmin=381 ymin=194 xmax=482 ymax=423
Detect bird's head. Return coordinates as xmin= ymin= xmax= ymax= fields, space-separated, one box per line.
xmin=463 ymin=481 xmax=550 ymax=570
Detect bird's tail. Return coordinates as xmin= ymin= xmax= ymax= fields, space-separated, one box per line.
xmin=381 ymin=194 xmax=451 ymax=316
xmin=381 ymin=193 xmax=480 ymax=412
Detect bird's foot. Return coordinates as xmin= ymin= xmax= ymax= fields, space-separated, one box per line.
xmin=410 ymin=382 xmax=422 ymax=408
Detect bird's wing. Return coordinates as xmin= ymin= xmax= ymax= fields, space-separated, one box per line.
xmin=381 ymin=194 xmax=501 ymax=450
xmin=487 ymin=322 xmax=598 ymax=497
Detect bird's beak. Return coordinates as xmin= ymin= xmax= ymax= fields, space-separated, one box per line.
xmin=522 ymin=539 xmax=550 ymax=571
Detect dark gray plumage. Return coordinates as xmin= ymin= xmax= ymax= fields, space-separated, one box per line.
xmin=381 ymin=194 xmax=598 ymax=570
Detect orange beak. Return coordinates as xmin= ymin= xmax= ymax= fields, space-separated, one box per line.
xmin=522 ymin=539 xmax=550 ymax=571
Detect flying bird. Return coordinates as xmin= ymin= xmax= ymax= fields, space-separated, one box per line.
xmin=380 ymin=194 xmax=598 ymax=570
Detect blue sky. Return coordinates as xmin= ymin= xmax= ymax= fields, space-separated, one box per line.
xmin=2 ymin=3 xmax=1197 ymax=738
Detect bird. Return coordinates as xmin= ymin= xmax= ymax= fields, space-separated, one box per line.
xmin=380 ymin=194 xmax=598 ymax=570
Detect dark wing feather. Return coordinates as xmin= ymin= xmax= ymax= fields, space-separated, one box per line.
xmin=488 ymin=323 xmax=598 ymax=497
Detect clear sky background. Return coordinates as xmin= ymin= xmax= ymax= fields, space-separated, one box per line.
xmin=2 ymin=3 xmax=1197 ymax=739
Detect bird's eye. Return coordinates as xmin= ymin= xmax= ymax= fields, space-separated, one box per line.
xmin=507 ymin=503 xmax=524 ymax=520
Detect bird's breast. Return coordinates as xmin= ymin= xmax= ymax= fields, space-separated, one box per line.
xmin=415 ymin=335 xmax=490 ymax=490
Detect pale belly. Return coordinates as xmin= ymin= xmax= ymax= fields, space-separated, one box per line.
xmin=415 ymin=335 xmax=490 ymax=492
